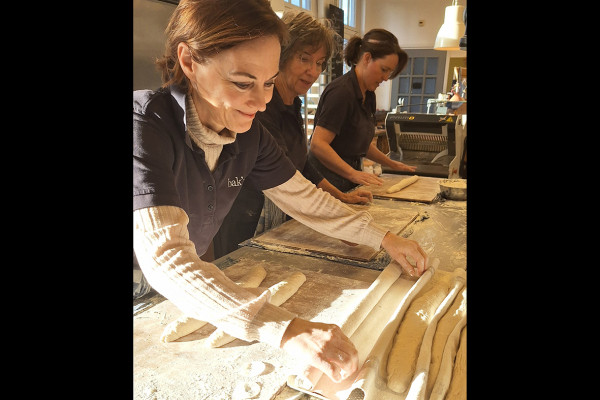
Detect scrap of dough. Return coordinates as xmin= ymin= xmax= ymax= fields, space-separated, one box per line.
xmin=386 ymin=269 xmax=453 ymax=393
xmin=232 ymin=381 xmax=261 ymax=400
xmin=241 ymin=361 xmax=266 ymax=377
xmin=386 ymin=175 xmax=419 ymax=193
xmin=160 ymin=266 xmax=267 ymax=343
xmin=205 ymin=271 xmax=306 ymax=348
xmin=444 ymin=326 xmax=466 ymax=400
xmin=426 ymin=287 xmax=467 ymax=398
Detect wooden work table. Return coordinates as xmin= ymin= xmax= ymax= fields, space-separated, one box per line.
xmin=133 ymin=192 xmax=466 ymax=400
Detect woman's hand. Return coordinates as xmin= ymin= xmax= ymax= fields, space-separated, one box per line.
xmin=381 ymin=232 xmax=428 ymax=277
xmin=348 ymin=169 xmax=384 ymax=186
xmin=280 ymin=318 xmax=358 ymax=383
xmin=388 ymin=160 xmax=417 ymax=173
xmin=340 ymin=189 xmax=373 ymax=204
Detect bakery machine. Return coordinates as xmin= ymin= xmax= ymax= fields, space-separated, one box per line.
xmin=384 ymin=111 xmax=466 ymax=178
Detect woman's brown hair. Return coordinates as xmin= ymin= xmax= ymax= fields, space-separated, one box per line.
xmin=279 ymin=10 xmax=339 ymax=71
xmin=344 ymin=28 xmax=408 ymax=80
xmin=156 ymin=0 xmax=289 ymax=92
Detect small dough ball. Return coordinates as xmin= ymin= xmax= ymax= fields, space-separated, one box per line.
xmin=232 ymin=381 xmax=261 ymax=399
xmin=241 ymin=361 xmax=266 ymax=377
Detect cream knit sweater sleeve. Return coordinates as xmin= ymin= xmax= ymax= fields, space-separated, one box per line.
xmin=264 ymin=170 xmax=389 ymax=250
xmin=133 ymin=172 xmax=388 ymax=348
xmin=133 ymin=205 xmax=296 ymax=348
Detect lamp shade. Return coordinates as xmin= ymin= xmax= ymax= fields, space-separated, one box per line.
xmin=434 ymin=1 xmax=466 ymax=51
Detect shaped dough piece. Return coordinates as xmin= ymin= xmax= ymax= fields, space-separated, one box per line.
xmin=426 ymin=287 xmax=466 ymax=398
xmin=429 ymin=319 xmax=466 ymax=400
xmin=405 ymin=269 xmax=466 ymax=400
xmin=444 ymin=326 xmax=466 ymax=400
xmin=292 ymin=259 xmax=439 ymax=392
xmin=205 ymin=271 xmax=306 ymax=348
xmin=235 ymin=266 xmax=268 ymax=288
xmin=160 ymin=266 xmax=267 ymax=343
xmin=386 ymin=270 xmax=453 ymax=393
xmin=386 ymin=175 xmax=419 ymax=193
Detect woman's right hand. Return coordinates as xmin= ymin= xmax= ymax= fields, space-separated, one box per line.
xmin=349 ymin=170 xmax=384 ymax=186
xmin=280 ymin=318 xmax=358 ymax=383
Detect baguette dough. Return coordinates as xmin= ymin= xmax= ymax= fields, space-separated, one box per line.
xmin=205 ymin=271 xmax=306 ymax=348
xmin=405 ymin=269 xmax=466 ymax=399
xmin=292 ymin=259 xmax=439 ymax=392
xmin=386 ymin=175 xmax=419 ymax=194
xmin=429 ymin=319 xmax=466 ymax=400
xmin=235 ymin=266 xmax=268 ymax=288
xmin=160 ymin=266 xmax=267 ymax=343
xmin=426 ymin=287 xmax=466 ymax=398
xmin=386 ymin=270 xmax=453 ymax=393
xmin=444 ymin=326 xmax=466 ymax=400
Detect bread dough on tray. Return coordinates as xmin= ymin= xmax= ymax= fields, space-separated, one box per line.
xmin=386 ymin=175 xmax=419 ymax=194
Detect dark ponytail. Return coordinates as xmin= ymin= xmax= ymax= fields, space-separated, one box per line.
xmin=343 ymin=36 xmax=362 ymax=66
xmin=343 ymin=28 xmax=408 ymax=79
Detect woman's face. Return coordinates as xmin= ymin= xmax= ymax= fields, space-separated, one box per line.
xmin=280 ymin=45 xmax=327 ymax=96
xmin=362 ymin=53 xmax=399 ymax=92
xmin=186 ymin=35 xmax=281 ymax=133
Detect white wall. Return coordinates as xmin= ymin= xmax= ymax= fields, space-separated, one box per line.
xmin=134 ymin=0 xmax=466 ymax=109
xmin=133 ymin=0 xmax=177 ymax=91
xmin=362 ymin=0 xmax=467 ymax=111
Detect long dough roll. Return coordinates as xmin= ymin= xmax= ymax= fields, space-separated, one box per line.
xmin=386 ymin=175 xmax=419 ymax=194
xmin=426 ymin=287 xmax=467 ymax=398
xmin=386 ymin=269 xmax=454 ymax=393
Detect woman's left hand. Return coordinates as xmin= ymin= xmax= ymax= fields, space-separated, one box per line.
xmin=381 ymin=232 xmax=428 ymax=277
xmin=341 ymin=189 xmax=373 ymax=204
xmin=389 ymin=161 xmax=417 ymax=173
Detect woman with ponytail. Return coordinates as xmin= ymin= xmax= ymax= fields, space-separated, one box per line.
xmin=308 ymin=29 xmax=416 ymax=192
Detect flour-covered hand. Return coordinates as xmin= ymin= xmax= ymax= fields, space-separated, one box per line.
xmin=381 ymin=232 xmax=428 ymax=277
xmin=280 ymin=318 xmax=358 ymax=383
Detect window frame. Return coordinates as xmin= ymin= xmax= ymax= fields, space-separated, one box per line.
xmin=283 ymin=0 xmax=313 ymax=11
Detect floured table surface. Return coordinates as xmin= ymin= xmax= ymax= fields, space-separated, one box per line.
xmin=354 ymin=174 xmax=441 ymax=203
xmin=134 ymin=249 xmax=382 ymax=400
xmin=133 ymin=196 xmax=467 ymax=400
xmin=247 ymin=201 xmax=420 ymax=263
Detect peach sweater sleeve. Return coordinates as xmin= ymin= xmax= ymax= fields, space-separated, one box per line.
xmin=264 ymin=170 xmax=389 ymax=250
xmin=133 ymin=172 xmax=389 ymax=348
xmin=133 ymin=205 xmax=296 ymax=348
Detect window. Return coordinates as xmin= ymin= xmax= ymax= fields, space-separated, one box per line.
xmin=390 ymin=49 xmax=447 ymax=114
xmin=339 ymin=0 xmax=355 ymax=28
xmin=342 ymin=38 xmax=350 ymax=75
xmin=284 ymin=0 xmax=311 ymax=10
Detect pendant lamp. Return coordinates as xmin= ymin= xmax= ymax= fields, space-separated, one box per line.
xmin=434 ymin=0 xmax=466 ymax=51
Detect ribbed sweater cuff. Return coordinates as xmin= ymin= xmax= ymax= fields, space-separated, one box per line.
xmin=244 ymin=302 xmax=297 ymax=348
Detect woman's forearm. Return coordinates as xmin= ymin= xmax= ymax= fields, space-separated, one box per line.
xmin=365 ymin=142 xmax=393 ymax=167
xmin=264 ymin=171 xmax=388 ymax=249
xmin=310 ymin=127 xmax=358 ymax=180
xmin=133 ymin=205 xmax=296 ymax=347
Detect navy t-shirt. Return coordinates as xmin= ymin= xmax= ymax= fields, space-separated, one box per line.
xmin=255 ymin=87 xmax=323 ymax=185
xmin=312 ymin=66 xmax=376 ymax=160
xmin=133 ymin=86 xmax=296 ymax=256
